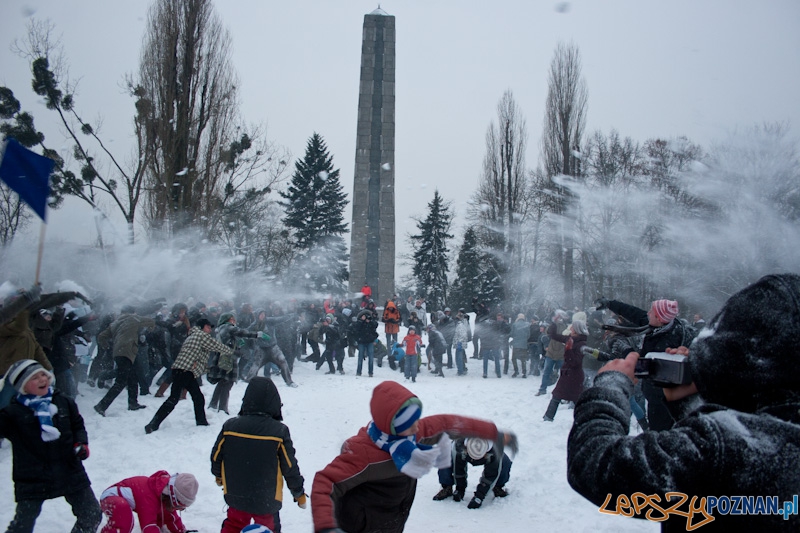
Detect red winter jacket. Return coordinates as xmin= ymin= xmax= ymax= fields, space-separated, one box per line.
xmin=311 ymin=381 xmax=498 ymax=533
xmin=100 ymin=470 xmax=188 ymax=533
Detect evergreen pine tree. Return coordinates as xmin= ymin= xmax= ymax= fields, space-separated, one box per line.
xmin=410 ymin=190 xmax=453 ymax=312
xmin=280 ymin=133 xmax=349 ymax=293
xmin=448 ymin=226 xmax=482 ymax=309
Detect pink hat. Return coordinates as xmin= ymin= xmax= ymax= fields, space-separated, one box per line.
xmin=651 ymin=299 xmax=679 ymax=324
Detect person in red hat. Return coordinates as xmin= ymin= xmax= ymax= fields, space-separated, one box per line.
xmin=594 ymin=296 xmax=692 ymax=430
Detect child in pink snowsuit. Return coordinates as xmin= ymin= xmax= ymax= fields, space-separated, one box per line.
xmin=99 ymin=470 xmax=197 ymax=533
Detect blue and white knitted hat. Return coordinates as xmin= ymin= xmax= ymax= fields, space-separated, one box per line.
xmin=392 ymin=398 xmax=422 ymax=434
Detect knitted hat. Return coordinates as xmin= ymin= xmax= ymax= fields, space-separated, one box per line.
xmin=324 ymin=314 xmax=334 ymax=323
xmin=241 ymin=525 xmax=273 ymax=533
xmin=571 ymin=319 xmax=589 ymax=336
xmin=392 ymin=398 xmax=422 ymax=434
xmin=651 ymin=299 xmax=679 ymax=323
xmin=465 ymin=438 xmax=493 ymax=460
xmin=195 ymin=318 xmax=213 ymax=330
xmin=217 ymin=311 xmax=236 ymax=327
xmin=5 ymin=359 xmax=54 ymax=394
xmin=408 ymin=325 xmax=416 ymax=332
xmin=167 ymin=473 xmax=198 ymax=508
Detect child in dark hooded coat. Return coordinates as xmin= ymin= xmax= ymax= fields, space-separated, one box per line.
xmin=210 ymin=377 xmax=306 ymax=533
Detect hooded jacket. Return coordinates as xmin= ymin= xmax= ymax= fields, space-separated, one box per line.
xmin=311 ymin=381 xmax=499 ymax=533
xmin=210 ymin=377 xmax=304 ymax=516
xmin=0 ymin=311 xmax=52 ymax=376
xmin=567 ymin=274 xmax=800 ymax=532
xmin=382 ymin=301 xmax=401 ymax=334
xmin=100 ymin=470 xmax=187 ymax=533
xmin=97 ymin=312 xmax=155 ymax=363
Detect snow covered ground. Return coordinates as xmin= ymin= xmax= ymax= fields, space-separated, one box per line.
xmin=0 ymin=328 xmax=657 ymax=532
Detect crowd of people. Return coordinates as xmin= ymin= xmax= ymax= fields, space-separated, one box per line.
xmin=1 ymin=272 xmax=798 ymax=531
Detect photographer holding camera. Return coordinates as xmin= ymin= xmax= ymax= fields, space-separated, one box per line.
xmin=568 ymin=274 xmax=800 ymax=531
xmin=594 ymin=296 xmax=691 ymax=430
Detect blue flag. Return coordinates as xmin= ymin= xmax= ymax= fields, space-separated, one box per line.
xmin=0 ymin=138 xmax=54 ymax=221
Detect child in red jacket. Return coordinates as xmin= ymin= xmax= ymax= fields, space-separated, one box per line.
xmin=99 ymin=471 xmax=198 ymax=533
xmin=311 ymin=380 xmax=518 ymax=533
xmin=401 ymin=326 xmax=423 ymax=382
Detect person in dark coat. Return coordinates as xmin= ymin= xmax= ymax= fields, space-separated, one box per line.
xmin=569 ymin=273 xmax=800 ymax=532
xmin=208 ymin=313 xmax=263 ymax=415
xmin=542 ymin=320 xmax=587 ymax=421
xmin=354 ymin=309 xmax=380 ymax=377
xmin=211 ymin=377 xmax=306 ymax=533
xmin=595 ymin=296 xmax=691 ymax=430
xmin=432 ymin=437 xmax=512 ymax=508
xmin=0 ymin=360 xmax=102 ymax=533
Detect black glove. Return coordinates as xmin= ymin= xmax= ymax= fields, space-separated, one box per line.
xmin=594 ymin=297 xmax=610 ymax=310
xmin=73 ymin=443 xmax=90 ymax=460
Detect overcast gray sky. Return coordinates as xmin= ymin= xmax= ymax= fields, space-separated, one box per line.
xmin=2 ymin=0 xmax=799 ymax=264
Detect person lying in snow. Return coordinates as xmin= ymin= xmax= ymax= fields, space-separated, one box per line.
xmin=99 ymin=471 xmax=198 ymax=533
xmin=311 ymin=380 xmax=518 ymax=533
xmin=568 ymin=273 xmax=800 ymax=531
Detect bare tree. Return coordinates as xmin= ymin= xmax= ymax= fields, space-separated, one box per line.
xmin=135 ymin=0 xmax=240 ymax=236
xmin=469 ymin=90 xmax=529 ymax=305
xmin=11 ymin=19 xmax=150 ymax=244
xmin=540 ymin=42 xmax=588 ymax=307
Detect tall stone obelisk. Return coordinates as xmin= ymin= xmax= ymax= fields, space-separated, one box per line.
xmin=349 ymin=7 xmax=395 ymax=303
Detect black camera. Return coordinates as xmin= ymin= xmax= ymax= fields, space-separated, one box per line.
xmin=634 ymin=352 xmax=692 ymax=388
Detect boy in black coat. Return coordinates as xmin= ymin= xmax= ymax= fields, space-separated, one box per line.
xmin=210 ymin=377 xmax=306 ymax=533
xmin=0 ymin=360 xmax=101 ymax=533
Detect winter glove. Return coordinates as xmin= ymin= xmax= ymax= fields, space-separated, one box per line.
xmin=258 ymin=331 xmax=271 ymax=342
xmin=400 ymin=446 xmax=440 ymax=479
xmin=294 ymin=493 xmax=308 ymax=509
xmin=496 ymin=431 xmax=519 ymax=456
xmin=433 ymin=433 xmax=453 ymax=469
xmin=73 ymin=443 xmax=90 ymax=460
xmin=594 ymin=297 xmax=610 ymax=310
xmin=215 ymin=476 xmax=223 ymax=486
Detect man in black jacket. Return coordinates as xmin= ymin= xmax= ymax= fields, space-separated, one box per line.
xmin=570 ymin=274 xmax=800 ymax=531
xmin=210 ymin=377 xmax=306 ymax=533
xmin=595 ymin=297 xmax=689 ymax=430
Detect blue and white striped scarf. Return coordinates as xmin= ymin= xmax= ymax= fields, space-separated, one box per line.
xmin=18 ymin=387 xmax=61 ymax=442
xmin=367 ymin=420 xmax=432 ymax=475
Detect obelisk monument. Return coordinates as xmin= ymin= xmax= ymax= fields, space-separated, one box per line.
xmin=349 ymin=7 xmax=395 ymax=303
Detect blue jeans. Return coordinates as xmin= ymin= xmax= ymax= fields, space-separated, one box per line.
xmin=482 ymin=348 xmax=502 ymax=377
xmin=357 ymin=342 xmax=374 ymax=375
xmin=455 ymin=345 xmax=467 ymax=375
xmin=538 ymin=357 xmax=563 ymax=393
xmin=404 ymin=355 xmax=418 ymax=380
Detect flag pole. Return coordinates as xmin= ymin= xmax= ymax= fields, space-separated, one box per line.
xmin=35 ymin=220 xmax=47 ymax=285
